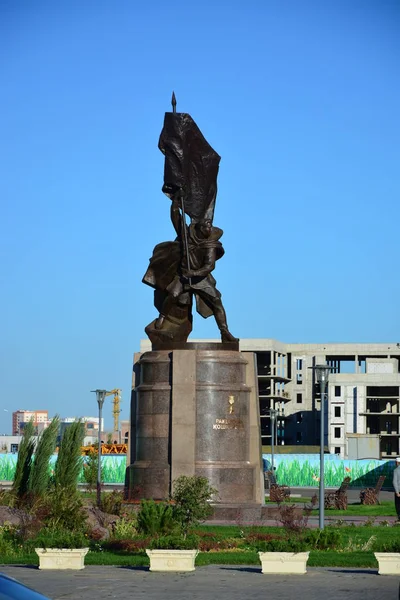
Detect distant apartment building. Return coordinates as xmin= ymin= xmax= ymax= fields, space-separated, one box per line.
xmin=60 ymin=416 xmax=104 ymax=436
xmin=0 ymin=435 xmax=22 ymax=453
xmin=139 ymin=339 xmax=400 ymax=459
xmin=327 ymin=357 xmax=400 ymax=459
xmin=12 ymin=410 xmax=49 ymax=435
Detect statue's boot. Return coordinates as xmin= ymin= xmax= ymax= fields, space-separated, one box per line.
xmin=220 ymin=327 xmax=239 ymax=344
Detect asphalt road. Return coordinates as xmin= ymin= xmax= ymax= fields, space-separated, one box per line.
xmin=1 ymin=565 xmax=399 ymax=600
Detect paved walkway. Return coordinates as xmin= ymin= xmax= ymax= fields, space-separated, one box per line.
xmin=1 ymin=565 xmax=399 ymax=600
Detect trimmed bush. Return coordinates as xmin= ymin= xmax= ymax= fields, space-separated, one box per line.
xmin=149 ymin=534 xmax=200 ymax=550
xmin=137 ymin=500 xmax=176 ymax=536
xmin=32 ymin=527 xmax=88 ymax=549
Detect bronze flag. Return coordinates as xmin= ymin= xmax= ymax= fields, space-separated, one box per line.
xmin=158 ymin=111 xmax=221 ymax=223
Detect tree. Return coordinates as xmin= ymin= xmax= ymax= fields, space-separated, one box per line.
xmin=12 ymin=420 xmax=35 ymax=501
xmin=171 ymin=475 xmax=217 ymax=537
xmin=29 ymin=416 xmax=60 ymax=497
xmin=82 ymin=444 xmax=103 ymax=492
xmin=54 ymin=421 xmax=84 ymax=492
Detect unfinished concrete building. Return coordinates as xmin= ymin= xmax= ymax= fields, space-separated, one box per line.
xmin=139 ymin=339 xmax=400 ymax=459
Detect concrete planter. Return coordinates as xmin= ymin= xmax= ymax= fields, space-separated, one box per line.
xmin=35 ymin=548 xmax=89 ymax=570
xmin=258 ymin=551 xmax=310 ymax=574
xmin=374 ymin=553 xmax=400 ymax=575
xmin=146 ymin=549 xmax=199 ymax=572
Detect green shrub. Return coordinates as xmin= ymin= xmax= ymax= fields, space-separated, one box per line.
xmin=32 ymin=527 xmax=88 ymax=549
xmin=303 ymin=528 xmax=343 ymax=550
xmin=0 ymin=488 xmax=16 ymax=508
xmin=373 ymin=538 xmax=400 ymax=552
xmin=253 ymin=536 xmax=308 ymax=552
xmin=0 ymin=523 xmax=20 ymax=556
xmin=82 ymin=446 xmax=103 ymax=492
xmin=136 ymin=500 xmax=176 ymax=536
xmin=251 ymin=528 xmax=343 ymax=553
xmin=41 ymin=487 xmax=87 ymax=532
xmin=0 ymin=535 xmax=15 ymax=557
xmin=149 ymin=534 xmax=200 ymax=550
xmin=112 ymin=516 xmax=138 ymax=539
xmin=101 ymin=490 xmax=124 ymax=516
xmin=171 ymin=475 xmax=217 ymax=537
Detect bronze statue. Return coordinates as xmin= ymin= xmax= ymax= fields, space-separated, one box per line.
xmin=143 ymin=94 xmax=238 ymax=348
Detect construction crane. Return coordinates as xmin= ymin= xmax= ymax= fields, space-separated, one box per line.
xmin=81 ymin=442 xmax=127 ymax=455
xmin=104 ymin=389 xmax=122 ymax=432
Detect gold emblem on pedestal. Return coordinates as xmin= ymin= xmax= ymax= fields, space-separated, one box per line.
xmin=212 ymin=396 xmax=243 ymax=430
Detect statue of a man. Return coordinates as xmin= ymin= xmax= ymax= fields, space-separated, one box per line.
xmin=146 ymin=194 xmax=237 ymax=343
xmin=143 ymin=100 xmax=238 ymax=347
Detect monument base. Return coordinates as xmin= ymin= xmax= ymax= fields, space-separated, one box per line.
xmin=127 ymin=346 xmax=263 ymax=505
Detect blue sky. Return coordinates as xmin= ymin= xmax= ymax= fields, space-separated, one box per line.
xmin=1 ymin=1 xmax=399 ymax=433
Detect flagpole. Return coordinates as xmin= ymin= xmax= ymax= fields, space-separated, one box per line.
xmin=179 ymin=189 xmax=192 ymax=286
xmin=171 ymin=92 xmax=192 ymax=286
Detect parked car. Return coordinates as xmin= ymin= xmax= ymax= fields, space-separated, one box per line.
xmin=0 ymin=573 xmax=51 ymax=600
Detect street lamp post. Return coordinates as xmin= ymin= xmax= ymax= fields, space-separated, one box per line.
xmin=313 ymin=365 xmax=332 ymax=530
xmin=270 ymin=406 xmax=281 ymax=471
xmin=270 ymin=408 xmax=275 ymax=471
xmin=91 ymin=389 xmax=107 ymax=507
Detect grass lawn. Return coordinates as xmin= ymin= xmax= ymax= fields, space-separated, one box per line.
xmin=308 ymin=552 xmax=377 ymax=568
xmin=196 ymin=524 xmax=400 ymax=543
xmin=266 ymin=497 xmax=397 ymax=517
xmin=315 ymin=502 xmax=397 ymax=517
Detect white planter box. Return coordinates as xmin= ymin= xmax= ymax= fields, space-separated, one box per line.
xmin=258 ymin=551 xmax=310 ymax=574
xmin=146 ymin=549 xmax=199 ymax=572
xmin=374 ymin=553 xmax=400 ymax=575
xmin=35 ymin=548 xmax=89 ymax=570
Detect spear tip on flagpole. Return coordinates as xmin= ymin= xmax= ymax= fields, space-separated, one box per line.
xmin=171 ymin=91 xmax=177 ymax=113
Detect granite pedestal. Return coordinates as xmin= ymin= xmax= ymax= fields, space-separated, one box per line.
xmin=126 ymin=345 xmax=263 ymax=505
